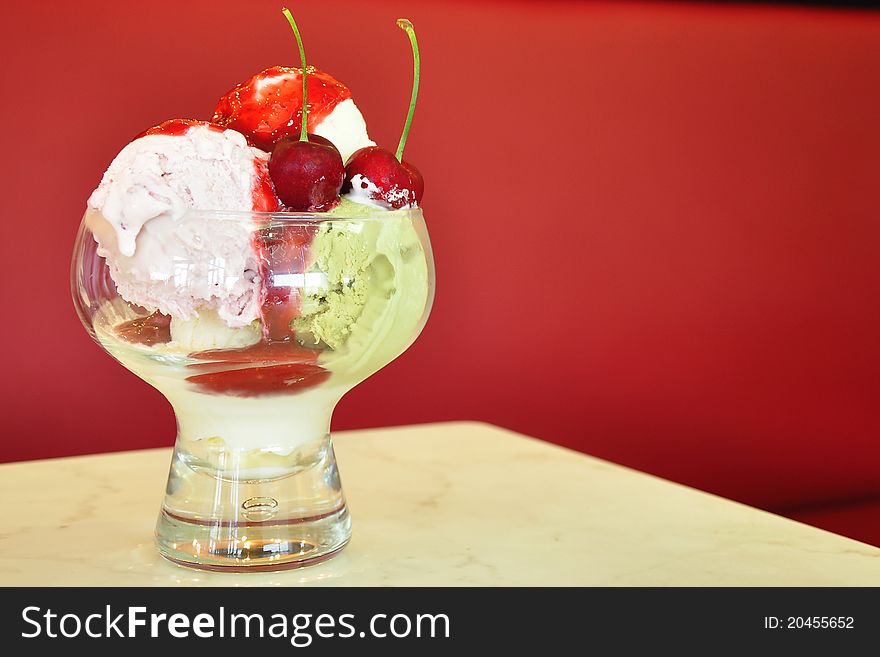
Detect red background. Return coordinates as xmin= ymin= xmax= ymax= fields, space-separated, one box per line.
xmin=1 ymin=1 xmax=879 ymax=543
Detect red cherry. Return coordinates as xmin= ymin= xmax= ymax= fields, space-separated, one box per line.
xmin=342 ymin=146 xmax=423 ymax=209
xmin=269 ymin=134 xmax=344 ymax=211
xmin=402 ymin=160 xmax=424 ymax=203
xmin=298 ymin=133 xmax=338 ymax=152
xmin=213 ymin=66 xmax=351 ymax=152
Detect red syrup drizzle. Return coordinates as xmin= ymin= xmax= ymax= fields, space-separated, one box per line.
xmin=135 ymin=118 xmax=226 ymax=140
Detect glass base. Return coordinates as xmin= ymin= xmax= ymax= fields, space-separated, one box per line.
xmin=155 ymin=433 xmax=351 ymax=571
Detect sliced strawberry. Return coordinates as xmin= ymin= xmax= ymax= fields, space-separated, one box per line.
xmin=213 ymin=66 xmax=351 ymax=152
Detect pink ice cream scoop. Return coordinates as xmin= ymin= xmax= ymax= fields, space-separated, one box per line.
xmin=85 ymin=120 xmax=279 ymax=327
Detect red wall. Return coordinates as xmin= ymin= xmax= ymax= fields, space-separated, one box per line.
xmin=1 ymin=1 xmax=878 ymax=513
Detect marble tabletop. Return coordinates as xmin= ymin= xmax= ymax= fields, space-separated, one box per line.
xmin=1 ymin=421 xmax=878 ymax=586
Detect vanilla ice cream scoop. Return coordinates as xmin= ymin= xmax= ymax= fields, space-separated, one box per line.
xmin=311 ymin=98 xmax=374 ymax=163
xmin=86 ymin=121 xmax=278 ymax=327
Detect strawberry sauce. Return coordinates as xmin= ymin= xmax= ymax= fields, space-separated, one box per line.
xmin=213 ymin=66 xmax=351 ymax=152
xmin=185 ymin=342 xmax=329 ymax=397
xmin=135 ymin=118 xmax=226 ymax=139
xmin=115 ymin=312 xmax=172 ymax=346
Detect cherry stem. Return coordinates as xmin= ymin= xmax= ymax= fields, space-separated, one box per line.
xmin=282 ymin=7 xmax=309 ymax=142
xmin=395 ymin=19 xmax=420 ymax=162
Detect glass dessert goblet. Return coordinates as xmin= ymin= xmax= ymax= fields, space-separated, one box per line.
xmin=71 ymin=207 xmax=434 ymax=571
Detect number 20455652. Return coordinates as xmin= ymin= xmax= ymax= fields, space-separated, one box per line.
xmin=764 ymin=617 xmax=854 ymax=629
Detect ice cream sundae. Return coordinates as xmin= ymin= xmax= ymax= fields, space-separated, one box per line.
xmin=71 ymin=8 xmax=433 ymax=570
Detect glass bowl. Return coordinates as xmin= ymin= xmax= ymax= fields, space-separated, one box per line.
xmin=71 ymin=206 xmax=434 ymax=570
